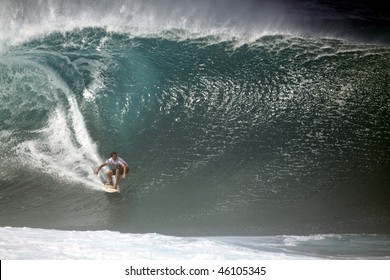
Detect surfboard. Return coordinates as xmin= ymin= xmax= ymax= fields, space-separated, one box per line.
xmin=103 ymin=184 xmax=119 ymax=193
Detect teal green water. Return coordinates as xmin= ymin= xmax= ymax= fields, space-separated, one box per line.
xmin=0 ymin=27 xmax=389 ymax=234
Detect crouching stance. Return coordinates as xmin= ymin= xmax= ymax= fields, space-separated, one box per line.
xmin=95 ymin=151 xmax=129 ymax=190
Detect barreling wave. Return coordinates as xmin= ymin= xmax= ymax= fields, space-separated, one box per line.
xmin=0 ymin=2 xmax=389 ymax=234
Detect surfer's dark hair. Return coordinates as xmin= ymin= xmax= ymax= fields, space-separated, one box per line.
xmin=111 ymin=151 xmax=117 ymax=157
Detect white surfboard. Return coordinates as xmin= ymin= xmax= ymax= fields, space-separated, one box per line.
xmin=103 ymin=184 xmax=119 ymax=193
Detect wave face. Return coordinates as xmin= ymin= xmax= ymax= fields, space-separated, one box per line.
xmin=0 ymin=1 xmax=389 ymax=235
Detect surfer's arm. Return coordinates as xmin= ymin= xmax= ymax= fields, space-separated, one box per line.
xmin=95 ymin=162 xmax=107 ymax=174
xmin=121 ymin=162 xmax=127 ymax=179
xmin=121 ymin=162 xmax=127 ymax=178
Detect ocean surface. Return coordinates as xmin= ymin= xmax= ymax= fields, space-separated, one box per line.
xmin=0 ymin=0 xmax=389 ymax=259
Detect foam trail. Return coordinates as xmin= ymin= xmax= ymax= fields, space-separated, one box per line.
xmin=6 ymin=56 xmax=103 ymax=189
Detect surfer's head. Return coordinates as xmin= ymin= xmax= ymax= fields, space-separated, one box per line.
xmin=111 ymin=151 xmax=118 ymax=159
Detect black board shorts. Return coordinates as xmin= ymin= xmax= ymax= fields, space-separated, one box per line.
xmin=114 ymin=166 xmax=129 ymax=175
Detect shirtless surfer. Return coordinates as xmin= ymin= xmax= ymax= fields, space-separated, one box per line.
xmin=95 ymin=151 xmax=129 ymax=190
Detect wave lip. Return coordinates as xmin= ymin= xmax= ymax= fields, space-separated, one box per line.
xmin=1 ymin=0 xmax=389 ymax=48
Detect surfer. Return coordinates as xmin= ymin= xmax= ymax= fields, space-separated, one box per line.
xmin=95 ymin=151 xmax=129 ymax=190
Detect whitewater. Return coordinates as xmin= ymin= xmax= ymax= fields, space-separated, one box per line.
xmin=1 ymin=227 xmax=390 ymax=259
xmin=0 ymin=0 xmax=389 ymax=260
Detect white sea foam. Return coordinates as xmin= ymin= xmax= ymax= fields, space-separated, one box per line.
xmin=0 ymin=227 xmax=316 ymax=260
xmin=2 ymin=227 xmax=389 ymax=260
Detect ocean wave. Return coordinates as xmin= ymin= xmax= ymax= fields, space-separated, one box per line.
xmin=0 ymin=25 xmax=389 ymax=235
